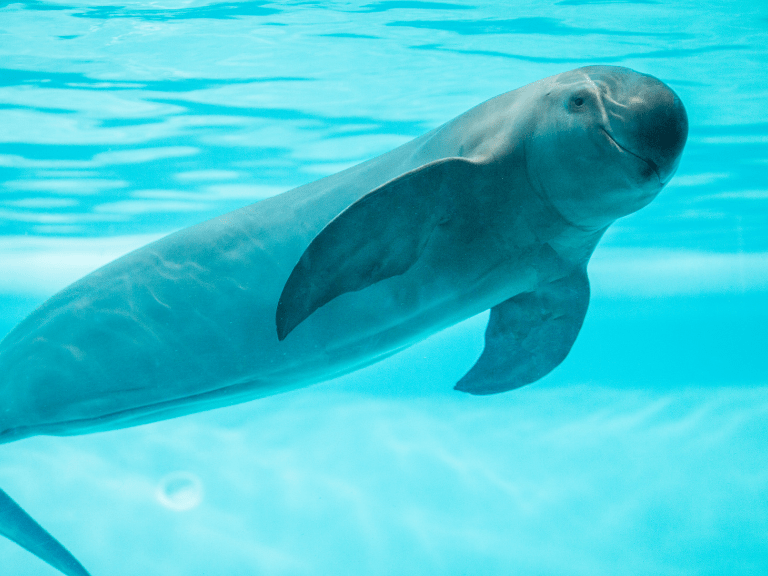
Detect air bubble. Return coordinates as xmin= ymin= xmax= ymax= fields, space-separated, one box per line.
xmin=156 ymin=471 xmax=203 ymax=511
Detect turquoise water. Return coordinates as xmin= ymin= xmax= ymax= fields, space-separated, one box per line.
xmin=1 ymin=1 xmax=767 ymax=575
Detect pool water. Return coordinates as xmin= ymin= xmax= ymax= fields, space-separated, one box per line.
xmin=1 ymin=1 xmax=767 ymax=575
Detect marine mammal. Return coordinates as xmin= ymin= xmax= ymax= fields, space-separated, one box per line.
xmin=0 ymin=65 xmax=687 ymax=575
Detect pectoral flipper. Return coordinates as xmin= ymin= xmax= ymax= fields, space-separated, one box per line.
xmin=0 ymin=488 xmax=90 ymax=576
xmin=276 ymin=157 xmax=482 ymax=340
xmin=455 ymin=265 xmax=590 ymax=395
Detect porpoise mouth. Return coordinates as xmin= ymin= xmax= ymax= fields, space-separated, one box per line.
xmin=600 ymin=127 xmax=661 ymax=183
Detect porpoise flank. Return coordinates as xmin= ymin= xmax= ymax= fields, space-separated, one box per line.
xmin=0 ymin=66 xmax=688 ymax=575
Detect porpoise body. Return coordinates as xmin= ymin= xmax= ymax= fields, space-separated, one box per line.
xmin=0 ymin=66 xmax=688 ymax=575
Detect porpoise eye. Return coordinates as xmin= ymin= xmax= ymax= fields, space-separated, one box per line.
xmin=568 ymin=94 xmax=587 ymax=111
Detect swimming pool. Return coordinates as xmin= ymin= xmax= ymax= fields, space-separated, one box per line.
xmin=1 ymin=2 xmax=766 ymax=575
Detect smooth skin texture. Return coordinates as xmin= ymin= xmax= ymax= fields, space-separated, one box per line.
xmin=0 ymin=66 xmax=687 ymax=575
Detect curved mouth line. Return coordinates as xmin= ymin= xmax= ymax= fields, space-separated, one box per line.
xmin=600 ymin=127 xmax=661 ymax=182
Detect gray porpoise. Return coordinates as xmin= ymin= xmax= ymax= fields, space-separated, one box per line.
xmin=0 ymin=65 xmax=688 ymax=576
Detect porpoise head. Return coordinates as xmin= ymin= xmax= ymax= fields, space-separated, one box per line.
xmin=525 ymin=65 xmax=688 ymax=230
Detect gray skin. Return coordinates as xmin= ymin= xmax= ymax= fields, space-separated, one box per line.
xmin=0 ymin=66 xmax=687 ymax=576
